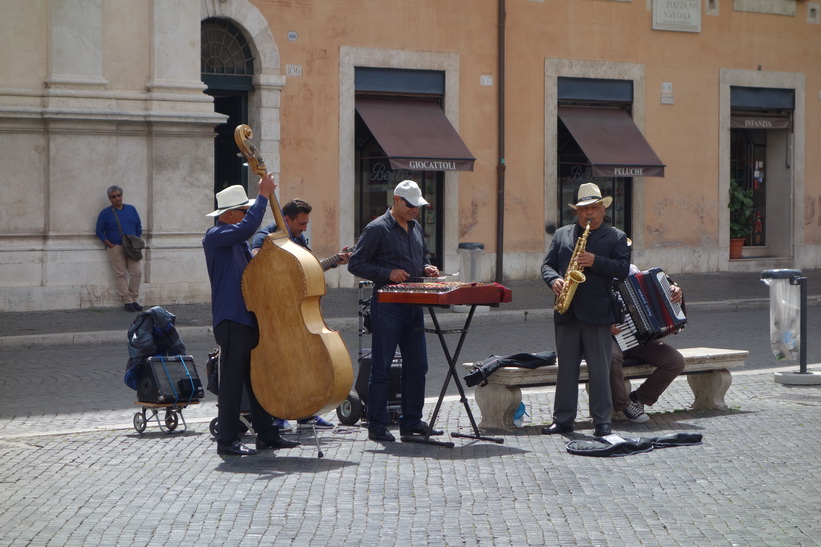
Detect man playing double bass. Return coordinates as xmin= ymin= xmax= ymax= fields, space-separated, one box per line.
xmin=202 ymin=176 xmax=301 ymax=456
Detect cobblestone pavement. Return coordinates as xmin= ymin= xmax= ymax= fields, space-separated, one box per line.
xmin=2 ymin=269 xmax=821 ymax=545
xmin=1 ymin=370 xmax=820 ymax=546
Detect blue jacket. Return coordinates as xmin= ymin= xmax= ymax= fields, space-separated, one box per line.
xmin=202 ymin=196 xmax=268 ymax=329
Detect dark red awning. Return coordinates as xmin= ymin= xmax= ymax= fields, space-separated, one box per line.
xmin=356 ymin=98 xmax=475 ymax=172
xmin=559 ymin=106 xmax=665 ymax=178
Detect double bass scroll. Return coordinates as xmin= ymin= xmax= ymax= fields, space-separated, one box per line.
xmin=235 ymin=124 xmax=353 ymax=419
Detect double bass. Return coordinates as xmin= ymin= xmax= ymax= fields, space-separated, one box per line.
xmin=235 ymin=124 xmax=353 ymax=419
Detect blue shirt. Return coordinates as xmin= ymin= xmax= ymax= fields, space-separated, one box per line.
xmin=95 ymin=205 xmax=142 ymax=246
xmin=347 ymin=208 xmax=430 ymax=288
xmin=202 ymin=196 xmax=268 ymax=329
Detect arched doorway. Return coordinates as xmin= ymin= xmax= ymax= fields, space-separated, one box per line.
xmin=201 ymin=18 xmax=254 ymax=197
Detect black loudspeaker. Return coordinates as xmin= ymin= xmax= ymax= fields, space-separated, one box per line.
xmin=355 ymin=351 xmax=402 ymax=406
xmin=137 ymin=355 xmax=205 ymax=404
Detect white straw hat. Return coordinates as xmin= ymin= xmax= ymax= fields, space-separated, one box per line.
xmin=206 ymin=185 xmax=256 ymax=217
xmin=568 ymin=182 xmax=613 ymax=209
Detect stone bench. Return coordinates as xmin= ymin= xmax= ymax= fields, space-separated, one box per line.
xmin=461 ymin=347 xmax=748 ymax=430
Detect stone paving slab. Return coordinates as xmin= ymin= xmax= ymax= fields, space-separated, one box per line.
xmin=2 ymin=370 xmax=821 ymax=546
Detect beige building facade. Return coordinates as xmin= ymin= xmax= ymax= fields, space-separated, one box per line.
xmin=1 ymin=0 xmax=819 ymax=311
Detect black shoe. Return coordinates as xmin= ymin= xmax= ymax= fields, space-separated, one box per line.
xmin=256 ymin=436 xmax=301 ymax=450
xmin=400 ymin=421 xmax=444 ymax=437
xmin=123 ymin=303 xmax=136 ymax=312
xmin=368 ymin=426 xmax=395 ymax=442
xmin=593 ymin=424 xmax=612 ymax=437
xmin=132 ymin=302 xmax=144 ymax=311
xmin=217 ymin=440 xmax=257 ymax=456
xmin=541 ymin=422 xmax=573 ymax=435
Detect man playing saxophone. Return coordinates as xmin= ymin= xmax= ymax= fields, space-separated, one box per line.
xmin=540 ymin=182 xmax=630 ymax=438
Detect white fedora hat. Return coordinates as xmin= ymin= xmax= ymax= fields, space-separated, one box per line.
xmin=568 ymin=182 xmax=613 ymax=209
xmin=206 ymin=185 xmax=256 ymax=217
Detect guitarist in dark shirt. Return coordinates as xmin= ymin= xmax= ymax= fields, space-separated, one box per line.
xmin=251 ymin=198 xmax=351 ymax=269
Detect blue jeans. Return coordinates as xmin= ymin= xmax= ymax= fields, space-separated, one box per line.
xmin=368 ymin=297 xmax=428 ymax=429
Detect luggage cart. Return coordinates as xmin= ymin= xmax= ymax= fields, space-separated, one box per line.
xmin=336 ymin=281 xmax=403 ymax=426
xmin=133 ymin=400 xmax=199 ymax=434
xmin=132 ymin=354 xmax=205 ymax=434
xmin=125 ymin=307 xmax=205 ymax=435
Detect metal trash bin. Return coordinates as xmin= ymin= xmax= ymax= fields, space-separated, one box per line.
xmin=457 ymin=242 xmax=484 ymax=283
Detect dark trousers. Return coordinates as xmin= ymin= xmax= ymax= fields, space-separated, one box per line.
xmin=367 ymin=297 xmax=428 ymax=429
xmin=553 ymin=317 xmax=613 ymax=426
xmin=610 ymin=339 xmax=685 ymax=410
xmin=214 ymin=320 xmax=276 ymax=444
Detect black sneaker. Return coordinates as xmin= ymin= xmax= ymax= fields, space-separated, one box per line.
xmin=626 ymin=391 xmax=649 ymax=423
xmin=623 ymin=400 xmax=649 ymax=423
xmin=123 ymin=303 xmax=136 ymax=312
xmin=132 ymin=302 xmax=144 ymax=311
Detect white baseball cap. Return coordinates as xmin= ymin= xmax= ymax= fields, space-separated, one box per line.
xmin=393 ymin=180 xmax=429 ymax=207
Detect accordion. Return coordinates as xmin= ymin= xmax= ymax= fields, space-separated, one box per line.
xmin=613 ymin=267 xmax=686 ymax=352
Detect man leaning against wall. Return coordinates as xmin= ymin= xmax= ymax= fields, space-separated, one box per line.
xmin=95 ymin=185 xmax=143 ymax=312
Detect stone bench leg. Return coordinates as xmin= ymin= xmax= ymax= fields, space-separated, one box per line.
xmin=688 ymin=369 xmax=732 ymax=410
xmin=474 ymin=383 xmax=522 ymax=430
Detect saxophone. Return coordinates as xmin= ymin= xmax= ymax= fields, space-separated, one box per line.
xmin=554 ymin=221 xmax=591 ymax=314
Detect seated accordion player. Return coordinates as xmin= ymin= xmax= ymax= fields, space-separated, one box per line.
xmin=613 ymin=267 xmax=686 ymax=352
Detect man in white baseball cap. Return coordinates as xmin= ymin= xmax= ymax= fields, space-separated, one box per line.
xmin=347 ymin=179 xmax=441 ymax=443
xmin=392 ymin=179 xmax=429 ymax=208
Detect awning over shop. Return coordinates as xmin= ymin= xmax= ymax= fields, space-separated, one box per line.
xmin=355 ymin=98 xmax=476 ymax=172
xmin=558 ymin=106 xmax=665 ymax=178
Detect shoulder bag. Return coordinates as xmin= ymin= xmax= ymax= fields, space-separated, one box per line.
xmin=111 ymin=206 xmax=145 ymax=261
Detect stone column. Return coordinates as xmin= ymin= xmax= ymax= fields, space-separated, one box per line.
xmin=147 ymin=0 xmax=210 ymax=110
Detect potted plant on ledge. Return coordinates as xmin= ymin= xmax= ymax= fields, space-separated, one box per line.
xmin=729 ymin=178 xmax=754 ymax=259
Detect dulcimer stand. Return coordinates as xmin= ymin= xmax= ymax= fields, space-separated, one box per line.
xmin=402 ymin=303 xmax=504 ymax=448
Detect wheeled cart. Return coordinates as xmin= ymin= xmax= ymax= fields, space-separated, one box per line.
xmin=132 ymin=355 xmax=205 ymax=434
xmin=336 ymin=281 xmax=403 ymax=426
xmin=133 ymin=400 xmax=199 ymax=434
